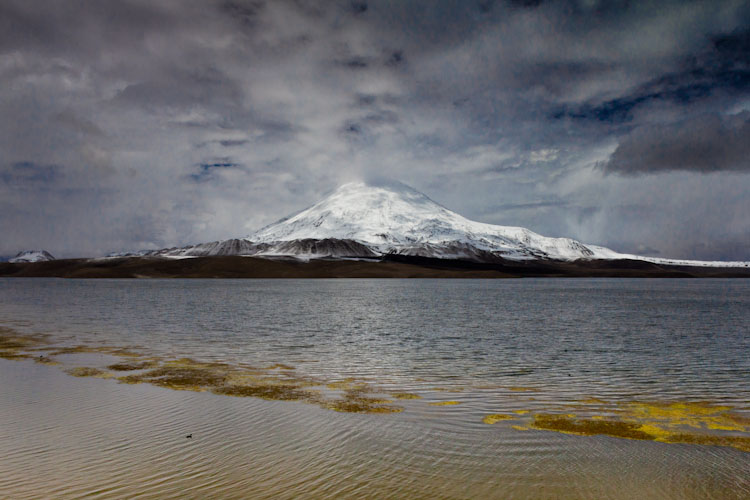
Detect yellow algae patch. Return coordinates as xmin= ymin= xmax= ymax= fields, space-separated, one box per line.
xmin=109 ymin=355 xmax=402 ymax=413
xmin=107 ymin=360 xmax=158 ymax=371
xmin=511 ymin=425 xmax=529 ymax=431
xmin=483 ymin=414 xmax=515 ymax=424
xmin=0 ymin=350 xmax=31 ymax=360
xmin=265 ymin=363 xmax=295 ymax=370
xmin=117 ymin=375 xmax=144 ymax=385
xmin=513 ymin=410 xmax=529 ymax=415
xmin=391 ymin=392 xmax=422 ymax=400
xmin=65 ymin=367 xmax=113 ymax=379
xmin=118 ymin=359 xmax=229 ymax=391
xmin=326 ymin=379 xmax=367 ymax=391
xmin=231 ymin=373 xmax=319 ymax=390
xmin=636 ymin=424 xmax=672 ymax=440
xmin=619 ymin=401 xmax=749 ymax=434
xmin=34 ymin=355 xmax=59 ymax=365
xmin=50 ymin=345 xmax=142 ymax=357
xmin=226 ymin=372 xmax=285 ymax=386
xmin=728 ymin=413 xmax=750 ymax=425
xmin=0 ymin=330 xmax=44 ymax=360
xmin=213 ymin=384 xmax=312 ymax=401
xmin=429 ymin=401 xmax=461 ymax=406
xmin=529 ymin=412 xmax=750 ymax=453
xmin=703 ymin=417 xmax=747 ymax=432
xmin=531 ymin=414 xmax=655 ymax=440
xmin=624 ymin=401 xmax=732 ymax=419
xmin=581 ymin=397 xmax=608 ymax=405
xmin=663 ymin=433 xmax=750 ymax=453
xmin=321 ymin=399 xmax=402 ymax=414
xmin=320 ymin=389 xmax=402 ymax=414
xmin=341 ymin=392 xmax=392 ymax=406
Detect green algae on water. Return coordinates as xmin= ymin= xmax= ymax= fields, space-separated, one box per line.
xmin=0 ymin=329 xmax=44 ymax=360
xmin=107 ymin=360 xmax=158 ymax=371
xmin=483 ymin=414 xmax=515 ymax=424
xmin=322 ymin=398 xmax=403 ymax=414
xmin=122 ymin=362 xmax=229 ymax=391
xmin=65 ymin=367 xmax=113 ymax=378
xmin=5 ymin=326 xmax=750 ymax=437
xmin=531 ymin=414 xmax=654 ymax=440
xmin=391 ymin=392 xmax=421 ymax=400
xmin=50 ymin=345 xmax=142 ymax=357
xmin=529 ymin=411 xmax=750 ymax=453
xmin=265 ymin=363 xmax=295 ymax=370
xmin=34 ymin=355 xmax=59 ymax=365
xmin=213 ymin=384 xmax=313 ymax=401
xmin=320 ymin=388 xmax=403 ymax=414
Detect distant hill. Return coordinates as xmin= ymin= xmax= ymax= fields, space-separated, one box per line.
xmin=9 ymin=250 xmax=56 ymax=263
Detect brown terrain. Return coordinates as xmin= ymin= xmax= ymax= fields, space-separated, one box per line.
xmin=1 ymin=255 xmax=748 ymax=278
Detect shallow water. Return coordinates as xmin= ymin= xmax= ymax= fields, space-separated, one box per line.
xmin=0 ymin=278 xmax=748 ymax=498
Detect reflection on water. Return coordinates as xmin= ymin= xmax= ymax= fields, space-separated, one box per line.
xmin=0 ymin=278 xmax=749 ymax=498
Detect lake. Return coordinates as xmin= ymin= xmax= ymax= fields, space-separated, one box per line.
xmin=1 ymin=278 xmax=748 ymax=498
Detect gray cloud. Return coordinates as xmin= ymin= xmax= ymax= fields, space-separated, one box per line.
xmin=1 ymin=0 xmax=749 ymax=260
xmin=603 ymin=113 xmax=750 ymax=175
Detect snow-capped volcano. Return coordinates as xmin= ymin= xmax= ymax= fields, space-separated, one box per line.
xmin=153 ymin=181 xmax=747 ymax=267
xmin=9 ymin=250 xmax=55 ymax=263
xmin=250 ymin=181 xmax=597 ymax=261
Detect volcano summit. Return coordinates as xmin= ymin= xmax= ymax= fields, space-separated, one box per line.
xmin=153 ymin=181 xmax=748 ymax=269
xmin=5 ymin=181 xmax=747 ymax=278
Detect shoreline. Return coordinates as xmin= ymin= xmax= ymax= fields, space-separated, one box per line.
xmin=2 ymin=255 xmax=750 ymax=279
xmin=2 ymin=325 xmax=749 ymax=453
xmin=4 ymin=358 xmax=747 ymax=500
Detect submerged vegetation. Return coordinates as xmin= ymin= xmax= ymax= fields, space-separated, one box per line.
xmin=391 ymin=392 xmax=422 ymax=400
xmin=1 ymin=326 xmax=749 ymax=450
xmin=214 ymin=384 xmax=313 ymax=401
xmin=0 ymin=328 xmax=42 ymax=360
xmin=483 ymin=414 xmax=516 ymax=424
xmin=65 ymin=367 xmax=113 ymax=378
xmin=531 ymin=414 xmax=654 ymax=440
xmin=526 ymin=403 xmax=750 ymax=452
xmin=107 ymin=360 xmax=158 ymax=371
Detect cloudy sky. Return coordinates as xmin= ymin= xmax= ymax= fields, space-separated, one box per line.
xmin=1 ymin=0 xmax=748 ymax=259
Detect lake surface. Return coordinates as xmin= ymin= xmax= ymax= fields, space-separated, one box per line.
xmin=1 ymin=278 xmax=748 ymax=498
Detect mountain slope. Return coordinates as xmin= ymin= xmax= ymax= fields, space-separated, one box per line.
xmin=153 ymin=181 xmax=747 ymax=267
xmin=249 ymin=181 xmax=598 ymax=261
xmin=9 ymin=250 xmax=55 ymax=263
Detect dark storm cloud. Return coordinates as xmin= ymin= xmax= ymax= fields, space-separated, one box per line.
xmin=197 ymin=139 xmax=250 ymax=148
xmin=554 ymin=28 xmax=750 ymax=123
xmin=602 ymin=112 xmax=750 ymax=175
xmin=0 ymin=162 xmax=61 ymax=185
xmin=221 ymin=0 xmax=265 ymax=26
xmin=337 ymin=57 xmax=369 ymax=69
xmin=1 ymin=0 xmax=749 ymax=260
xmin=386 ymin=50 xmax=404 ymax=66
xmin=350 ymin=1 xmax=368 ymax=14
xmin=190 ymin=160 xmax=243 ymax=182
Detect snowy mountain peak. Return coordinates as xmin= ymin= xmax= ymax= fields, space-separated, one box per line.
xmin=149 ymin=181 xmax=747 ymax=267
xmin=10 ymin=250 xmax=55 ymax=263
xmin=248 ymin=180 xmax=597 ymax=261
xmin=251 ymin=181 xmax=460 ymax=246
